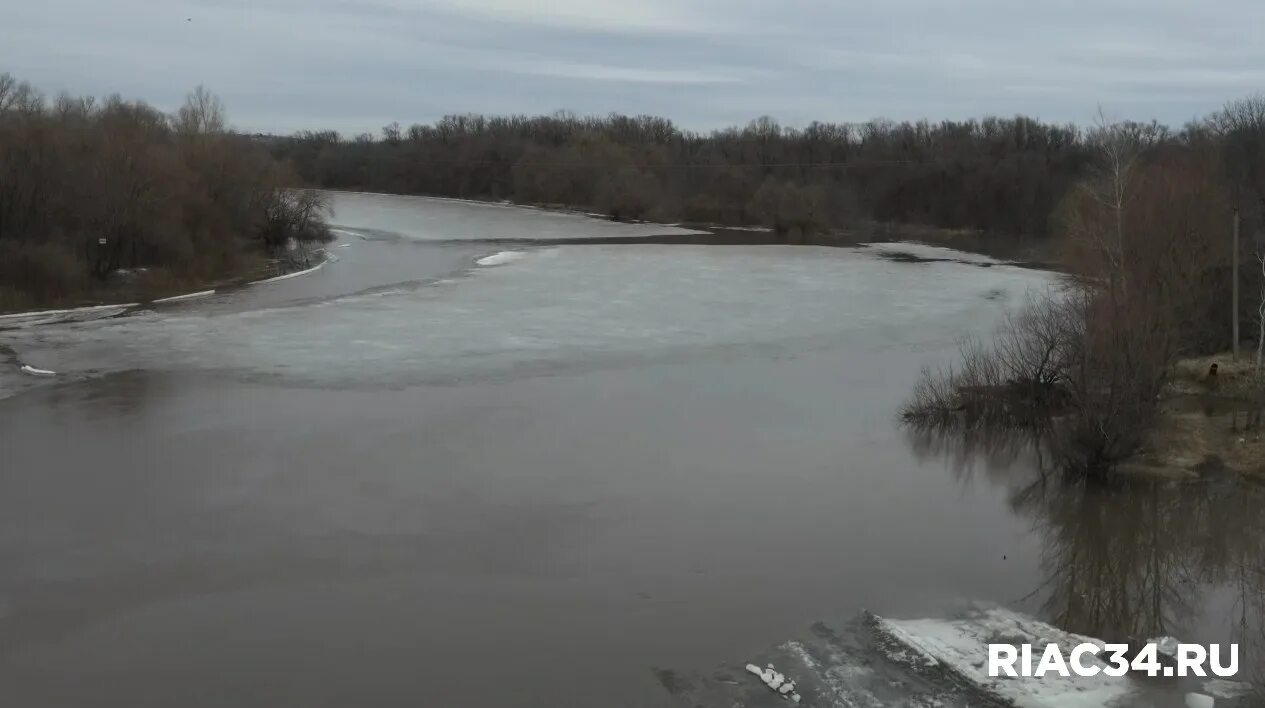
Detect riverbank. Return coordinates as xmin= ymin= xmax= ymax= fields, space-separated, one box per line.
xmin=0 ymin=247 xmax=330 ymax=318
xmin=1122 ymin=354 xmax=1265 ymax=478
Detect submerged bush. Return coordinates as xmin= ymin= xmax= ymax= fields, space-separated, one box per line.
xmin=901 ymin=286 xmax=1176 ymax=477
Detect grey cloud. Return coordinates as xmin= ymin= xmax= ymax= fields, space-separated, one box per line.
xmin=2 ymin=0 xmax=1263 ymax=135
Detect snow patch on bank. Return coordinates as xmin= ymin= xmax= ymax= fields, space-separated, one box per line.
xmin=248 ymin=259 xmax=327 ymax=286
xmin=476 ymin=250 xmax=527 ymax=267
xmin=0 ymin=303 xmax=136 ymax=321
xmin=153 ymin=289 xmax=215 ymax=304
xmin=881 ymin=608 xmax=1132 ymax=708
xmin=0 ymin=303 xmax=137 ymax=329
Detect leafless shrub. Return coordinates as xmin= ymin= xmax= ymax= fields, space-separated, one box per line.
xmin=902 ymin=282 xmax=1180 ymax=477
xmin=255 ymin=188 xmax=332 ymax=252
xmin=901 ymin=293 xmax=1079 ymax=430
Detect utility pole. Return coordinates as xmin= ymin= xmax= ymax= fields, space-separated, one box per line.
xmin=1233 ymin=208 xmax=1240 ymax=359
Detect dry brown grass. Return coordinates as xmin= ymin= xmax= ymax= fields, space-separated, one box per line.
xmin=1170 ymin=352 xmax=1261 ymax=397
xmin=1126 ymin=353 xmax=1265 ymax=477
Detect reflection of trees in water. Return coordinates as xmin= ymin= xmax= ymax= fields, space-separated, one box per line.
xmin=1201 ymin=478 xmax=1265 ymax=690
xmin=1017 ymin=479 xmax=1199 ymax=643
xmin=911 ymin=426 xmax=1265 ymax=688
xmin=903 ymin=423 xmax=1047 ymax=487
xmin=1027 ymin=476 xmax=1265 ymax=688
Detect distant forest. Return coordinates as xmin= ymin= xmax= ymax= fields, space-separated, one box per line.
xmin=266 ymin=109 xmax=1261 ymax=242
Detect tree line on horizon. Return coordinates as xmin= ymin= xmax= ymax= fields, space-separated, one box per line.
xmin=269 ymin=112 xmax=1100 ymax=240
xmin=265 ymin=108 xmax=1256 ymax=246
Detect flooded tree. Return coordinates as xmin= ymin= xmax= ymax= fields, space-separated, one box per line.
xmin=902 ymin=133 xmax=1241 ymax=477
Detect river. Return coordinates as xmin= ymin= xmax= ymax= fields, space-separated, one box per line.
xmin=0 ymin=192 xmax=1261 ymax=707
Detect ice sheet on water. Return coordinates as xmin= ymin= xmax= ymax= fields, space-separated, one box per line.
xmin=0 ymin=244 xmax=1053 ymax=392
xmin=324 ymin=191 xmax=708 ymax=241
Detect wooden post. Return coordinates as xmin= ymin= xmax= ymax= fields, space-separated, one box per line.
xmin=1233 ymin=208 xmax=1240 ymax=359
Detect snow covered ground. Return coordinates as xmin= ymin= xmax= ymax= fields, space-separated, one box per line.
xmin=663 ymin=607 xmax=1256 ymax=708
xmin=882 ymin=610 xmax=1136 ymax=707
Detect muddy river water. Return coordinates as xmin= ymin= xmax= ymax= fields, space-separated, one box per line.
xmin=1 ymin=192 xmax=1261 ymax=707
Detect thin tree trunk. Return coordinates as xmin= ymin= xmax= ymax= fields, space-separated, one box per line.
xmin=1257 ymin=252 xmax=1264 ymax=372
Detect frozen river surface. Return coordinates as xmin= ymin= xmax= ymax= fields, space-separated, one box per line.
xmin=1 ymin=193 xmax=1259 ymax=707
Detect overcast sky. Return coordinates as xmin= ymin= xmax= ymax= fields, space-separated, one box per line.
xmin=4 ymin=0 xmax=1265 ymax=135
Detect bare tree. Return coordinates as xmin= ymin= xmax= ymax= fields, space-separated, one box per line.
xmin=0 ymin=72 xmax=43 ymax=115
xmin=1068 ymin=109 xmax=1166 ymax=294
xmin=256 ymin=187 xmax=332 ymax=252
xmin=174 ymin=85 xmax=225 ymax=136
xmin=1211 ymin=95 xmax=1265 ymax=214
xmin=0 ymin=73 xmax=16 ymax=112
xmin=1257 ymin=248 xmax=1265 ymax=372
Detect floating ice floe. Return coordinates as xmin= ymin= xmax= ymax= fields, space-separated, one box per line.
xmin=476 ymin=250 xmax=527 ymax=266
xmin=745 ymin=663 xmax=801 ymax=703
xmin=19 ymin=365 xmax=56 ymax=376
xmin=153 ymin=289 xmax=215 ymax=304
